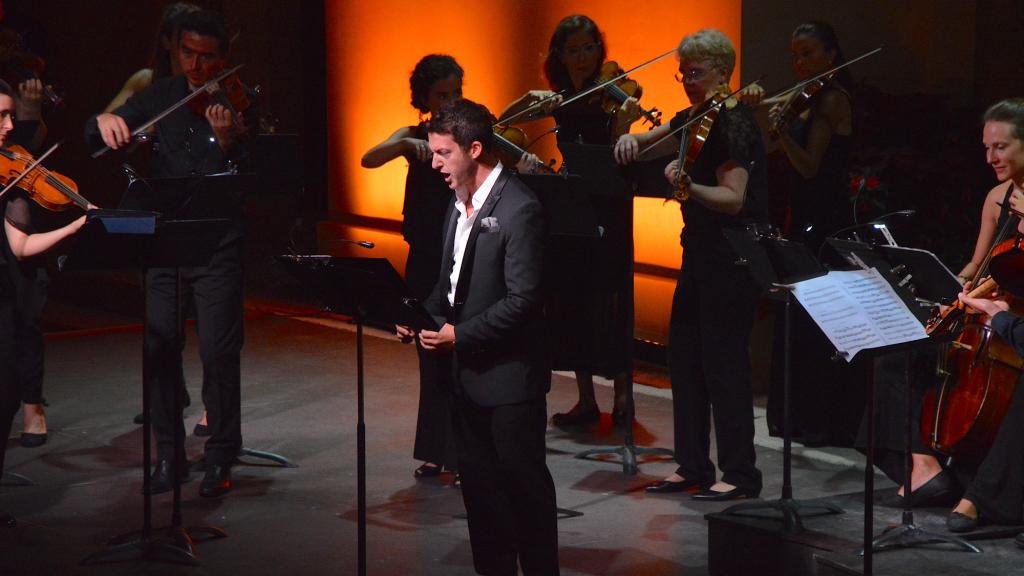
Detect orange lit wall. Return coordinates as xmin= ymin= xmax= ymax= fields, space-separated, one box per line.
xmin=323 ymin=0 xmax=742 ymax=344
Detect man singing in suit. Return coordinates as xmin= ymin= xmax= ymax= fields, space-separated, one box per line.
xmin=398 ymin=98 xmax=558 ymax=575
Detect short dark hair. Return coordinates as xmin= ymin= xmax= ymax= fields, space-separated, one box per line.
xmin=543 ymin=15 xmax=606 ymax=92
xmin=984 ymin=98 xmax=1024 ymax=142
xmin=410 ymin=54 xmax=464 ymax=114
xmin=176 ymin=8 xmax=230 ymax=55
xmin=153 ymin=2 xmax=200 ymax=77
xmin=427 ymin=98 xmax=494 ymax=153
xmin=0 ymin=79 xmax=14 ymax=99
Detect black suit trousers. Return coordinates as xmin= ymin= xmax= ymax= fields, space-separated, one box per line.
xmin=0 ymin=276 xmax=20 ymax=474
xmin=452 ymin=392 xmax=559 ymax=576
xmin=146 ymin=241 xmax=244 ymax=465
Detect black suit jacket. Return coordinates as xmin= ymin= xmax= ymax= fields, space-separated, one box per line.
xmin=425 ymin=168 xmax=549 ymax=407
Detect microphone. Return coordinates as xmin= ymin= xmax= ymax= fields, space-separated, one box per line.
xmin=332 ymin=238 xmax=375 ymax=249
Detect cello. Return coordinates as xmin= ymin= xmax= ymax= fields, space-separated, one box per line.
xmin=921 ymin=203 xmax=1023 ymax=468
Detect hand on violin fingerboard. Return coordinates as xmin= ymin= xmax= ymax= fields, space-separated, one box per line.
xmin=205 ymin=103 xmax=245 ymax=151
xmin=16 ymin=79 xmax=43 ymax=120
xmin=614 ymin=97 xmax=642 ymax=135
xmin=515 ymin=152 xmax=542 ymax=174
xmin=1010 ymin=188 xmax=1024 ymax=216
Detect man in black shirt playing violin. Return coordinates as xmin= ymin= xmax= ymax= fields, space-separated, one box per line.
xmin=85 ymin=8 xmax=257 ymax=498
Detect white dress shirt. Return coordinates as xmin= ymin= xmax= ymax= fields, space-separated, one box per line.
xmin=448 ymin=163 xmax=503 ymax=307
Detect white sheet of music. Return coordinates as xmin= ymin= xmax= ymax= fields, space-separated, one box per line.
xmin=788 ymin=268 xmax=927 ymax=362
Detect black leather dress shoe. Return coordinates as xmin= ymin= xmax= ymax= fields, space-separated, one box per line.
xmin=20 ymin=432 xmax=47 ymax=448
xmin=644 ymin=478 xmax=704 ymax=494
xmin=414 ymin=463 xmax=442 ymax=478
xmin=691 ymin=486 xmax=758 ymax=501
xmin=946 ymin=511 xmax=978 ymax=533
xmin=200 ymin=464 xmax=232 ymax=498
xmin=552 ymin=405 xmax=600 ymax=426
xmin=882 ymin=470 xmax=959 ymax=508
xmin=193 ymin=422 xmax=211 ymax=437
xmin=145 ymin=459 xmax=192 ymax=495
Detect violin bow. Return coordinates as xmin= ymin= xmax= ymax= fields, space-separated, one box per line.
xmin=0 ymin=141 xmax=60 ymax=200
xmin=637 ymin=76 xmax=765 ymax=158
xmin=91 ymin=64 xmax=245 ymax=159
xmin=762 ymin=45 xmax=884 ymax=104
xmin=497 ymin=48 xmax=676 ymax=127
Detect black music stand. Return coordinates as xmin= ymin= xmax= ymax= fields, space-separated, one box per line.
xmin=62 ymin=210 xmax=232 ymax=566
xmin=720 ymin=228 xmax=844 ymax=531
xmin=823 ymin=240 xmax=980 ymax=572
xmin=275 ymin=255 xmax=433 ymax=576
xmin=122 ymin=175 xmax=296 ymax=469
xmin=545 ymin=143 xmax=674 ymax=475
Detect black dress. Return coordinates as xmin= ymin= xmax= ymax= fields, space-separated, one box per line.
xmin=546 ymin=95 xmax=631 ymax=377
xmin=768 ymin=86 xmax=861 ymax=448
xmin=666 ymin=103 xmax=767 ymax=493
xmin=404 ymin=122 xmax=457 ymax=469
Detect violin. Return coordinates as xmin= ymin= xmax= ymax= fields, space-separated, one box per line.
xmin=492 ymin=124 xmax=555 ymax=174
xmin=185 ymin=67 xmax=251 ymax=120
xmin=767 ymin=71 xmax=835 ymax=139
xmin=672 ymin=87 xmax=736 ymax=201
xmin=0 ymin=29 xmax=62 ymax=109
xmin=0 ymin=144 xmax=91 ymax=211
xmin=589 ymin=61 xmax=661 ymax=127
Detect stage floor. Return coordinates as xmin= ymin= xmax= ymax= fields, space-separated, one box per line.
xmin=0 ymin=308 xmax=985 ymax=575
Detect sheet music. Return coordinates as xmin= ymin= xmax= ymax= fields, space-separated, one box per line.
xmin=789 ymin=268 xmax=926 ymax=361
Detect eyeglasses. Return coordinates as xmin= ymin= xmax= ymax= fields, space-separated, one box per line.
xmin=674 ymin=67 xmax=715 ymax=84
xmin=561 ymin=43 xmax=599 ymax=59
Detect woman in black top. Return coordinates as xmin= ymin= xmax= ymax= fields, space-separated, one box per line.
xmin=0 ymin=79 xmax=88 ymax=523
xmin=500 ymin=15 xmax=641 ymax=426
xmin=615 ymin=29 xmax=767 ymax=500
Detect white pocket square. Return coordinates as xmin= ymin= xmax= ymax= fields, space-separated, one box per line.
xmin=480 ymin=217 xmax=500 ymax=231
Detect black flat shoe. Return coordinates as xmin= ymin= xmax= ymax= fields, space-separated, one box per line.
xmin=193 ymin=422 xmax=211 ymax=437
xmin=414 ymin=463 xmax=442 ymax=478
xmin=946 ymin=511 xmax=978 ymax=533
xmin=552 ymin=405 xmax=600 ymax=426
xmin=883 ymin=470 xmax=959 ymax=508
xmin=20 ymin=432 xmax=47 ymax=448
xmin=199 ymin=464 xmax=232 ymax=498
xmin=692 ymin=486 xmax=758 ymax=501
xmin=1015 ymin=531 xmax=1024 ymax=549
xmin=144 ymin=459 xmax=192 ymax=495
xmin=133 ymin=412 xmax=145 ymax=425
xmin=644 ymin=478 xmax=704 ymax=494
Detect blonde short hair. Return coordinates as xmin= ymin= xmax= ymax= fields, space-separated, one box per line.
xmin=677 ymin=29 xmax=736 ymax=78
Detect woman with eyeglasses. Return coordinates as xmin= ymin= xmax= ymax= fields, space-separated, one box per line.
xmin=614 ymin=29 xmax=767 ymax=501
xmin=499 ymin=15 xmax=642 ymax=429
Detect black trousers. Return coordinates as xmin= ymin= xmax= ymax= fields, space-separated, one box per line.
xmin=10 ymin=263 xmax=45 ymax=405
xmin=965 ymin=374 xmax=1024 ymax=524
xmin=0 ymin=275 xmax=20 ymax=474
xmin=668 ymin=248 xmax=762 ymax=494
xmin=406 ymin=242 xmax=456 ymax=469
xmin=452 ymin=393 xmax=559 ymax=576
xmin=146 ymin=242 xmax=243 ymax=465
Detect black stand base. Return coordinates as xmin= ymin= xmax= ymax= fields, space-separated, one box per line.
xmin=81 ymin=524 xmax=227 ymax=566
xmin=237 ymin=446 xmax=297 ymax=468
xmin=1 ymin=471 xmax=34 ymax=486
xmin=861 ymin=515 xmax=982 ymax=555
xmin=724 ymin=497 xmax=844 ymax=532
xmin=574 ymin=443 xmax=674 ymax=476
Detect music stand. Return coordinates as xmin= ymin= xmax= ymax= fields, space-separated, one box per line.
xmin=122 ymin=175 xmax=296 ymax=469
xmin=551 ymin=143 xmax=674 ymax=475
xmin=63 ymin=209 xmax=232 ymax=566
xmin=275 ymin=255 xmax=431 ymax=576
xmin=720 ymin=228 xmax=844 ymax=531
xmin=825 ymin=239 xmax=980 ymax=576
